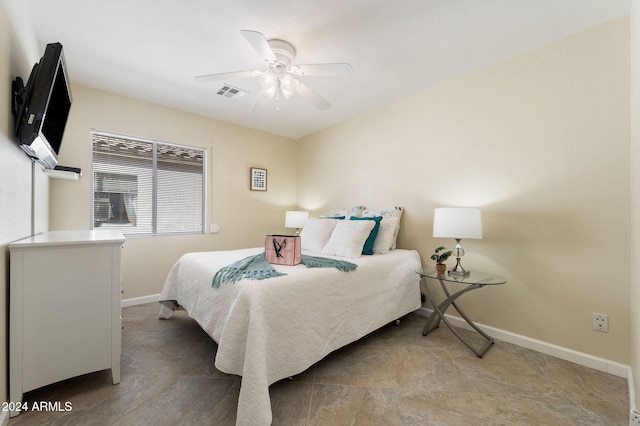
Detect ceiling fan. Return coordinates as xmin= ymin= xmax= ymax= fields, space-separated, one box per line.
xmin=195 ymin=30 xmax=353 ymax=112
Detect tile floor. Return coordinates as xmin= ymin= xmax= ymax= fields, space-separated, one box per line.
xmin=9 ymin=303 xmax=629 ymax=425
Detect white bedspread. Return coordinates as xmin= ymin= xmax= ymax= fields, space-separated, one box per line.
xmin=159 ymin=247 xmax=421 ymax=426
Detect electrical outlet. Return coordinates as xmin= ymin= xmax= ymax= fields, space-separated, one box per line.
xmin=592 ymin=313 xmax=608 ymax=332
xmin=630 ymin=410 xmax=640 ymax=426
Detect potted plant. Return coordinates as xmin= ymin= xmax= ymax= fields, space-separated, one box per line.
xmin=430 ymin=246 xmax=452 ymax=275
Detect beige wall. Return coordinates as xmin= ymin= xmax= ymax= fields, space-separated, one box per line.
xmin=50 ymin=85 xmax=297 ymax=298
xmin=0 ymin=0 xmax=47 ymax=408
xmin=298 ymin=18 xmax=631 ymax=363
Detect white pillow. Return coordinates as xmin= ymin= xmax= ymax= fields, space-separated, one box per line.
xmin=328 ymin=208 xmax=349 ymax=218
xmin=349 ymin=205 xmax=366 ymax=218
xmin=372 ymin=217 xmax=399 ymax=254
xmin=363 ymin=207 xmax=403 ymax=249
xmin=328 ymin=206 xmax=366 ymax=219
xmin=300 ymin=218 xmax=340 ymax=253
xmin=321 ymin=220 xmax=375 ymax=258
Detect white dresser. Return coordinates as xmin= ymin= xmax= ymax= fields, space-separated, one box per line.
xmin=9 ymin=230 xmax=125 ymax=417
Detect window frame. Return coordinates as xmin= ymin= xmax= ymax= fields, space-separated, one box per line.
xmin=90 ymin=129 xmax=207 ymax=237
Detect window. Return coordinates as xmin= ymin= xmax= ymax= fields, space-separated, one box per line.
xmin=91 ymin=130 xmax=206 ymax=236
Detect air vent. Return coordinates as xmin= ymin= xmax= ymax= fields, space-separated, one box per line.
xmin=217 ymin=85 xmax=248 ymax=99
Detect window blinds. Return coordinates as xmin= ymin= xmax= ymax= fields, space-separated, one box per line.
xmin=92 ymin=131 xmax=205 ymax=236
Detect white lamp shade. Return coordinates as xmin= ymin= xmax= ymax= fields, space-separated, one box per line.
xmin=433 ymin=208 xmax=483 ymax=239
xmin=285 ymin=211 xmax=309 ymax=229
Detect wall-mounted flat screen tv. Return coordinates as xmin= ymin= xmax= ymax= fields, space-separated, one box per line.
xmin=12 ymin=42 xmax=72 ymax=169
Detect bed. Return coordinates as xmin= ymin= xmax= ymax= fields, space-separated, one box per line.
xmin=158 ymin=209 xmax=421 ymax=425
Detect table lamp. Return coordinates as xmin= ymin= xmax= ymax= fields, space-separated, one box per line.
xmin=285 ymin=211 xmax=309 ymax=235
xmin=433 ymin=207 xmax=483 ymax=276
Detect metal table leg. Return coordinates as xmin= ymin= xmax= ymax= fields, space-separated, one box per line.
xmin=421 ymin=276 xmax=494 ymax=357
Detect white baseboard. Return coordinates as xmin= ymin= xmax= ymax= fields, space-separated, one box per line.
xmin=630 ymin=367 xmax=636 ymax=410
xmin=415 ymin=307 xmax=629 ymax=379
xmin=121 ymin=293 xmax=160 ymax=308
xmin=629 ymin=368 xmax=638 ymax=426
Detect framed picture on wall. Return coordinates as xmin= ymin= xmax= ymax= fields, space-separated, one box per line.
xmin=250 ymin=167 xmax=267 ymax=191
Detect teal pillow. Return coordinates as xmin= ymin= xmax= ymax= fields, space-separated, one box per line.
xmin=349 ymin=216 xmax=382 ymax=255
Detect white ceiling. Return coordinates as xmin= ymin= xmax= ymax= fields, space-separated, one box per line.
xmin=24 ymin=0 xmax=630 ymax=139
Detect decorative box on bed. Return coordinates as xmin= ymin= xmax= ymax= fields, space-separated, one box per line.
xmin=265 ymin=234 xmax=301 ymax=265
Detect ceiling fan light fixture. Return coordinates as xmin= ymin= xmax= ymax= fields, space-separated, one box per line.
xmin=280 ymin=75 xmax=299 ymax=99
xmin=281 ymin=88 xmax=296 ymax=100
xmin=262 ymin=84 xmax=277 ymax=99
xmin=258 ymin=72 xmax=276 ymax=89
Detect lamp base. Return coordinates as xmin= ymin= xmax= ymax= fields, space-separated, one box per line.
xmin=449 ymin=255 xmax=470 ymax=277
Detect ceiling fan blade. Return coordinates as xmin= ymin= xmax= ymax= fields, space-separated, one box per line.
xmin=291 ymin=63 xmax=353 ymax=77
xmin=295 ymin=82 xmax=331 ymax=110
xmin=249 ymin=92 xmax=270 ymax=113
xmin=195 ymin=70 xmax=255 ymax=83
xmin=241 ymin=30 xmax=277 ymax=63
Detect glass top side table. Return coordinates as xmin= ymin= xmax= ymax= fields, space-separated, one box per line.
xmin=416 ymin=268 xmax=507 ymax=358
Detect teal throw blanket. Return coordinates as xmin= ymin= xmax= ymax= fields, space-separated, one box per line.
xmin=212 ymin=252 xmax=357 ymax=288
